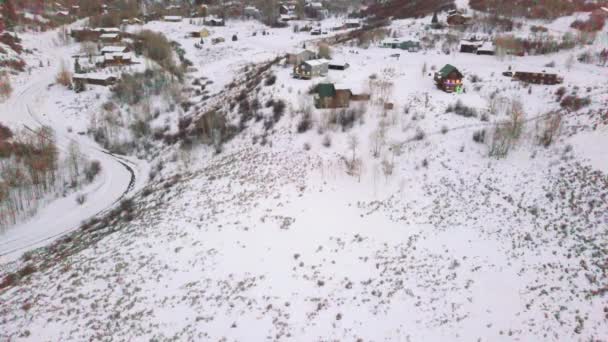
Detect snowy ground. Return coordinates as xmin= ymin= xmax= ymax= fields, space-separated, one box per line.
xmin=1 ymin=14 xmax=607 ymax=341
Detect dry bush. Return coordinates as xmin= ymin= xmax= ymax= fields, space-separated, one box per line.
xmin=55 ymin=61 xmax=72 ymax=87
xmin=489 ymin=100 xmax=526 ymax=158
xmin=0 ymin=74 xmax=12 ymax=101
xmin=538 ymin=112 xmax=562 ymax=147
xmin=318 ymin=43 xmax=331 ymax=59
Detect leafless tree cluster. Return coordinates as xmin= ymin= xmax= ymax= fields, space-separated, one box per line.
xmin=0 ymin=125 xmax=100 ymax=227
xmin=488 ymin=100 xmax=526 ymax=158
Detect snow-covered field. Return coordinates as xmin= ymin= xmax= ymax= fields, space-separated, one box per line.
xmin=1 ymin=10 xmax=607 ymax=342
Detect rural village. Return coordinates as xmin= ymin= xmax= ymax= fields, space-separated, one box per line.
xmin=0 ymin=0 xmax=607 ymax=341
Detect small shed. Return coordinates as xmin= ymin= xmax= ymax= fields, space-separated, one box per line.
xmin=287 ymin=49 xmax=317 ymax=65
xmin=459 ymin=40 xmax=482 ymax=53
xmin=434 ymin=64 xmax=464 ymax=93
xmin=328 ymin=60 xmax=349 ymax=70
xmin=190 ymin=28 xmax=211 ymax=38
xmin=293 ymin=59 xmax=329 ymax=79
xmin=204 ymin=16 xmax=225 ymax=26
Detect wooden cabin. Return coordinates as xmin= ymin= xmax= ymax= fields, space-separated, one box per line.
xmin=73 ymin=74 xmax=117 ymax=86
xmin=293 ymin=59 xmax=329 ymax=79
xmin=314 ymin=83 xmax=370 ymax=109
xmin=512 ymin=72 xmax=563 ymax=85
xmin=434 ymin=64 xmax=464 ymax=93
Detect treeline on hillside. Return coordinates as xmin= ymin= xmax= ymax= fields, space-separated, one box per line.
xmin=0 ymin=124 xmax=100 ymax=227
xmin=470 ymin=0 xmax=608 ymax=19
xmin=363 ymin=0 xmax=455 ymax=20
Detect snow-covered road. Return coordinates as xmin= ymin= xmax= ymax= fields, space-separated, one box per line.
xmin=0 ymin=33 xmax=147 ymax=264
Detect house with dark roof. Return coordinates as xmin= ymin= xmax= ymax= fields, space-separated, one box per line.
xmin=434 ymin=64 xmax=464 ymax=93
xmin=512 ymin=71 xmax=563 ymax=85
xmin=314 ymin=83 xmax=369 ymax=109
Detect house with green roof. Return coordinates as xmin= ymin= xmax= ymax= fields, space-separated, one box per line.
xmin=434 ymin=64 xmax=464 ymax=93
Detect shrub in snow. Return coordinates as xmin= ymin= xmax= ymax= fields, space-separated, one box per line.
xmin=469 ymin=74 xmax=482 ymax=83
xmin=472 ymin=129 xmax=486 ymax=143
xmin=297 ymin=112 xmax=313 ymax=133
xmin=560 ymin=95 xmax=590 ymax=112
xmin=264 ymin=74 xmax=277 ymax=86
xmin=555 ymin=86 xmax=566 ymax=101
xmin=322 ymin=134 xmax=331 ymax=148
xmin=55 ymin=61 xmax=72 ymax=88
xmin=85 ymin=160 xmax=102 ymax=183
xmin=76 ymin=194 xmax=87 ymax=205
xmin=272 ymin=99 xmax=286 ymax=122
xmin=446 ymin=100 xmax=476 ymax=118
xmin=413 ymin=129 xmax=425 ymax=141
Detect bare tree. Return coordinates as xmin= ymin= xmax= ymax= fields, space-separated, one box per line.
xmin=318 ymin=43 xmax=331 ymax=59
xmin=565 ymin=54 xmax=575 ymax=71
xmin=67 ymin=141 xmax=83 ymax=186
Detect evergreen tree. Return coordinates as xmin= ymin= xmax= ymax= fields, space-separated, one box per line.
xmin=431 ymin=12 xmax=438 ymax=24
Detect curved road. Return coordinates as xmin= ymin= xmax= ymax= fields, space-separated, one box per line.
xmin=0 ymin=32 xmax=145 ymax=264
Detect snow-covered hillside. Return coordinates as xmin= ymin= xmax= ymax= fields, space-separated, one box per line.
xmin=0 ymin=8 xmax=607 ymax=342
